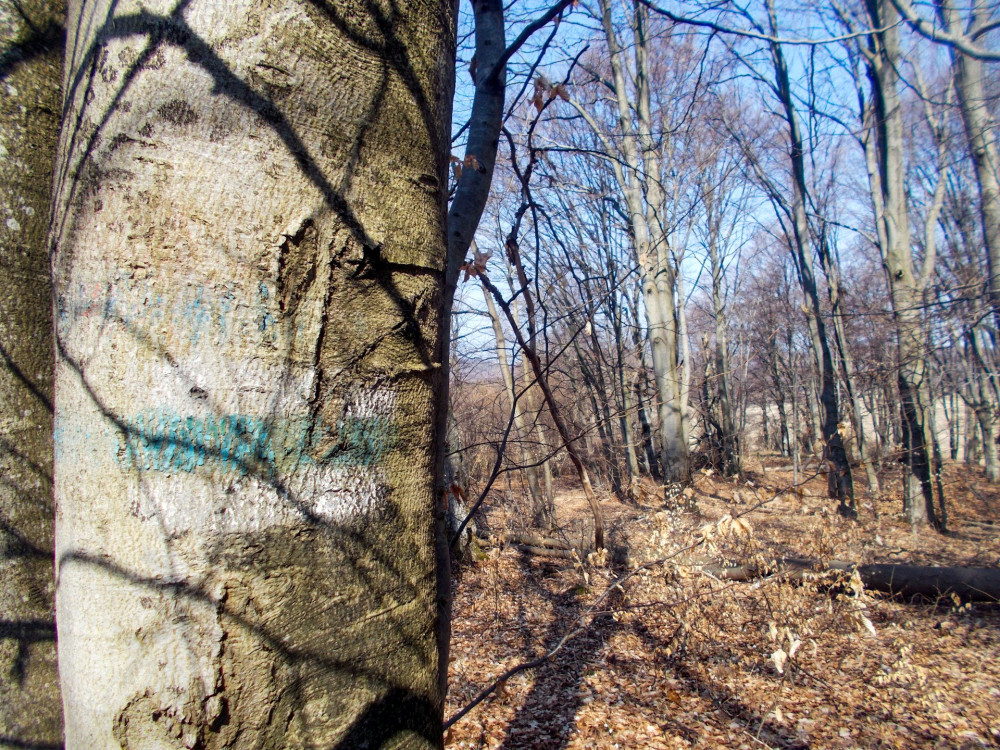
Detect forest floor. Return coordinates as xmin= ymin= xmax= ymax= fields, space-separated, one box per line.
xmin=443 ymin=455 xmax=1000 ymax=749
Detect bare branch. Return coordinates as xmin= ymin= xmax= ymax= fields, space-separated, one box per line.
xmin=637 ymin=0 xmax=899 ymax=46
xmin=888 ymin=0 xmax=1000 ymax=60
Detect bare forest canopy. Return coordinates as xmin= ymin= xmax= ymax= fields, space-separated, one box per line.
xmin=449 ymin=0 xmax=1000 ymax=536
xmin=1 ymin=0 xmax=999 ymax=749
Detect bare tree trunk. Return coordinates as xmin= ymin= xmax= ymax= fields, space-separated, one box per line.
xmin=764 ymin=0 xmax=855 ymax=514
xmin=482 ymin=286 xmax=550 ymax=526
xmin=677 ymin=271 xmax=693 ymax=459
xmin=963 ymin=329 xmax=1000 ymax=483
xmin=943 ymin=390 xmax=959 ymax=461
xmin=631 ymin=286 xmax=660 ymax=480
xmin=774 ymin=378 xmax=790 ymax=457
xmin=573 ymin=0 xmax=689 ymax=484
xmin=819 ymin=216 xmax=881 ymax=495
xmin=937 ymin=0 xmax=1000 ymax=333
xmin=634 ymin=371 xmax=659 ymax=478
xmin=952 ymin=392 xmax=962 ymax=461
xmin=806 ymin=378 xmax=822 ymax=457
xmin=0 ymin=0 xmax=65 ymax=745
xmin=974 ymin=406 xmax=999 ymax=482
xmin=704 ymin=193 xmax=739 ymax=475
xmin=792 ymin=355 xmax=801 ymax=486
xmin=966 ymin=400 xmax=982 ymax=465
xmin=436 ymin=0 xmax=508 ymax=696
xmin=533 ymin=413 xmax=556 ymax=512
xmin=862 ymin=0 xmax=943 ymax=529
xmin=50 ymin=1 xmax=456 ymax=746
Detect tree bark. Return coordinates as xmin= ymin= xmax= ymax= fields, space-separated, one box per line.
xmin=764 ymin=2 xmax=855 ymax=514
xmin=631 ymin=286 xmax=661 ymax=480
xmin=0 ymin=1 xmax=65 ymax=746
xmin=50 ymin=1 xmax=455 ymax=746
xmin=435 ymin=0 xmax=507 ymax=699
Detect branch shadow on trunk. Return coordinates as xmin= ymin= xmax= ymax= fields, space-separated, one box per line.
xmin=55 ymin=313 xmax=442 ymax=746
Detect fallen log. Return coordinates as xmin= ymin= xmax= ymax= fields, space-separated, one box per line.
xmin=507 ymin=533 xmax=573 ymax=550
xmin=511 ymin=544 xmax=578 ymax=560
xmin=851 ymin=563 xmax=1000 ymax=602
xmin=478 ymin=534 xmax=582 ymax=560
xmin=697 ymin=558 xmax=1000 ymax=602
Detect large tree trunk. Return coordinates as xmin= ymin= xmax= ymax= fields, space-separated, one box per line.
xmin=765 ymin=0 xmax=855 ymax=515
xmin=0 ymin=1 xmax=65 ymax=746
xmin=863 ymin=0 xmax=943 ymax=529
xmin=635 ymin=24 xmax=688 ymax=484
xmin=704 ymin=559 xmax=1000 ymax=602
xmin=641 ymin=252 xmax=688 ymax=483
xmin=49 ymin=1 xmax=455 ymax=747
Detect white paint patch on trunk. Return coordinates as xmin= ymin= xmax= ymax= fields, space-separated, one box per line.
xmin=116 ymin=388 xmax=399 ymax=534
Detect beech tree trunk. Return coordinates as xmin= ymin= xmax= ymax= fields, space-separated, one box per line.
xmin=937 ymin=0 xmax=1000 ymax=334
xmin=764 ymin=0 xmax=855 ymax=515
xmin=862 ymin=0 xmax=943 ymax=529
xmin=50 ymin=1 xmax=455 ymax=747
xmin=573 ymin=0 xmax=689 ymax=484
xmin=704 ymin=559 xmax=1000 ymax=602
xmin=0 ymin=1 xmax=65 ymax=746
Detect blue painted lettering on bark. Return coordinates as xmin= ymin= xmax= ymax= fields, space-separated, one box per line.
xmin=118 ymin=408 xmax=395 ymax=475
xmin=57 ymin=282 xmax=266 ymax=345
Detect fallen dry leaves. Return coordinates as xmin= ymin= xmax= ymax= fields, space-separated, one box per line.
xmin=444 ymin=458 xmax=1000 ymax=749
